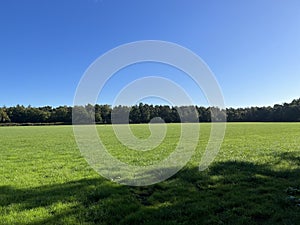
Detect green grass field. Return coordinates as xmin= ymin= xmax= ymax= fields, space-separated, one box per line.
xmin=0 ymin=123 xmax=300 ymax=224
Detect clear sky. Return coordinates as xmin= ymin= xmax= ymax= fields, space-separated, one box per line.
xmin=1 ymin=0 xmax=299 ymax=108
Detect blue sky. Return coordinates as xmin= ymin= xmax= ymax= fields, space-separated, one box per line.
xmin=0 ymin=0 xmax=299 ymax=108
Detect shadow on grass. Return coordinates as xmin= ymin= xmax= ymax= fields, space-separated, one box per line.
xmin=1 ymin=152 xmax=299 ymax=225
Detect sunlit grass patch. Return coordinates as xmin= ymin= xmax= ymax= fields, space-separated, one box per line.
xmin=0 ymin=123 xmax=299 ymax=224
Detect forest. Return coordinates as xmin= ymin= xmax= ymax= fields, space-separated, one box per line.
xmin=0 ymin=98 xmax=300 ymax=124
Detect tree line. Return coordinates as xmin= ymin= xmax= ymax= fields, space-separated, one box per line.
xmin=0 ymin=98 xmax=300 ymax=124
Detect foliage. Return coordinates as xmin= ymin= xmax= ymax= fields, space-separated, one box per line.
xmin=1 ymin=98 xmax=300 ymax=124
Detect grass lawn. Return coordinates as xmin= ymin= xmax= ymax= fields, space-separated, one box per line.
xmin=0 ymin=123 xmax=300 ymax=224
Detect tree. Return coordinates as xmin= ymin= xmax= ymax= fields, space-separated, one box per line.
xmin=178 ymin=106 xmax=199 ymax=123
xmin=129 ymin=105 xmax=141 ymax=123
xmin=72 ymin=106 xmax=91 ymax=124
xmin=1 ymin=97 xmax=300 ymax=124
xmin=100 ymin=105 xmax=111 ymax=124
xmin=95 ymin=104 xmax=103 ymax=123
xmin=111 ymin=105 xmax=130 ymax=124
xmin=139 ymin=103 xmax=151 ymax=123
xmin=26 ymin=107 xmax=50 ymax=123
xmin=51 ymin=106 xmax=71 ymax=122
xmin=7 ymin=105 xmax=27 ymax=123
xmin=0 ymin=108 xmax=10 ymax=123
xmin=159 ymin=105 xmax=172 ymax=122
xmin=85 ymin=104 xmax=95 ymax=122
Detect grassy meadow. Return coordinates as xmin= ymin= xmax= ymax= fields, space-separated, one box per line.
xmin=0 ymin=123 xmax=300 ymax=224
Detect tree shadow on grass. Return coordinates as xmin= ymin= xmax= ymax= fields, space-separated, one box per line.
xmin=1 ymin=151 xmax=299 ymax=225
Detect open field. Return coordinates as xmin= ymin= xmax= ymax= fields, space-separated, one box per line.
xmin=0 ymin=123 xmax=300 ymax=225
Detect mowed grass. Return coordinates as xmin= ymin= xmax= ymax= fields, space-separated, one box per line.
xmin=0 ymin=123 xmax=300 ymax=225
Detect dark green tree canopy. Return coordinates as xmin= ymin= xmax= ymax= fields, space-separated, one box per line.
xmin=1 ymin=98 xmax=300 ymax=124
